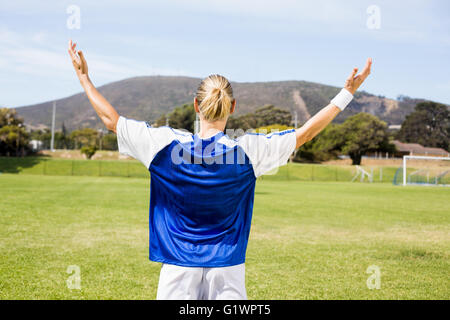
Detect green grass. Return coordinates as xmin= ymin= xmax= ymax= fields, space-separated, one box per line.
xmin=0 ymin=174 xmax=449 ymax=299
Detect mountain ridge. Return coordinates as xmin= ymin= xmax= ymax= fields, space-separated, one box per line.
xmin=14 ymin=75 xmax=425 ymax=131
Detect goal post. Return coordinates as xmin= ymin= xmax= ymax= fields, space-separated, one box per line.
xmin=402 ymin=155 xmax=450 ymax=186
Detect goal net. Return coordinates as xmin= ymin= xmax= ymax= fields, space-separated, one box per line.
xmin=395 ymin=155 xmax=450 ymax=186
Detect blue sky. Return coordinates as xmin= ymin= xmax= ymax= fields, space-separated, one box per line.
xmin=1 ymin=0 xmax=449 ymax=107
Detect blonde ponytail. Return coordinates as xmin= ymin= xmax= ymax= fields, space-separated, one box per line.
xmin=196 ymin=74 xmax=234 ymax=122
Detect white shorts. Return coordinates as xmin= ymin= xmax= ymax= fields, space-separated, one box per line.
xmin=156 ymin=263 xmax=247 ymax=300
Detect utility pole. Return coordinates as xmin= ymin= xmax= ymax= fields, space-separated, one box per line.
xmin=50 ymin=101 xmax=56 ymax=152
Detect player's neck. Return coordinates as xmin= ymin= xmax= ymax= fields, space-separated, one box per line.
xmin=198 ymin=118 xmax=227 ymax=139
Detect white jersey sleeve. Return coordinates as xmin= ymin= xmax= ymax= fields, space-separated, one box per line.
xmin=237 ymin=129 xmax=297 ymax=178
xmin=116 ymin=116 xmax=178 ymax=168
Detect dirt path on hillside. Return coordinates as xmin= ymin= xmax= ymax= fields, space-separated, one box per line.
xmin=292 ymin=90 xmax=311 ymax=123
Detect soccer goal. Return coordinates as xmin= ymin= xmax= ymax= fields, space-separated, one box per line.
xmin=400 ymin=155 xmax=450 ymax=186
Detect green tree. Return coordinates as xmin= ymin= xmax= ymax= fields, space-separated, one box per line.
xmin=396 ymin=101 xmax=449 ymax=151
xmin=155 ymin=114 xmax=168 ymax=127
xmin=227 ymin=105 xmax=292 ymax=131
xmin=156 ymin=103 xmax=292 ymax=133
xmin=0 ymin=108 xmax=30 ymax=156
xmin=30 ymin=128 xmax=67 ymax=150
xmin=80 ymin=145 xmax=97 ymax=160
xmin=156 ymin=104 xmax=196 ymax=132
xmin=102 ymin=133 xmax=118 ymax=150
xmin=168 ymin=104 xmax=196 ymax=132
xmin=226 ymin=113 xmax=258 ymax=131
xmin=60 ymin=122 xmax=70 ymax=149
xmin=339 ymin=113 xmax=393 ymax=165
xmin=294 ymin=113 xmax=394 ymax=165
xmin=254 ymin=105 xmax=292 ymax=127
xmin=295 ymin=124 xmax=343 ymax=163
xmin=70 ymin=128 xmax=98 ymax=149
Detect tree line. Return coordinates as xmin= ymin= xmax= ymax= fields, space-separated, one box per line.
xmin=0 ymin=108 xmax=118 ymax=159
xmin=1 ymin=100 xmax=448 ymax=164
xmin=30 ymin=124 xmax=118 ymax=151
xmin=156 ymin=103 xmax=395 ymax=165
xmin=154 ymin=101 xmax=449 ymax=165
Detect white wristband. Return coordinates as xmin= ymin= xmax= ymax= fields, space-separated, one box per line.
xmin=331 ymin=88 xmax=353 ymax=111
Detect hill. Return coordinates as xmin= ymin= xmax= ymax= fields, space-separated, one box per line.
xmin=14 ymin=76 xmax=423 ymax=131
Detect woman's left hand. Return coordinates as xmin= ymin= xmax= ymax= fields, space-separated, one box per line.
xmin=345 ymin=58 xmax=372 ymax=94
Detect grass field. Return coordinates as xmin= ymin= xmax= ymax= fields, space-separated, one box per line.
xmin=0 ymin=174 xmax=449 ymax=299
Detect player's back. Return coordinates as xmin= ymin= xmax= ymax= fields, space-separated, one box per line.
xmin=116 ymin=116 xmax=296 ymax=267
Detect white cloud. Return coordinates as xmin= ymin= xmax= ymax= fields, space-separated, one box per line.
xmin=0 ymin=27 xmax=187 ymax=81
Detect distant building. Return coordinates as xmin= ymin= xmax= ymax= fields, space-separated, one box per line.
xmin=29 ymin=140 xmax=43 ymax=152
xmin=392 ymin=140 xmax=449 ymax=157
xmin=388 ymin=124 xmax=402 ymax=131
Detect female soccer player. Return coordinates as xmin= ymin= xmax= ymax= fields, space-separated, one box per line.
xmin=68 ymin=40 xmax=372 ymax=300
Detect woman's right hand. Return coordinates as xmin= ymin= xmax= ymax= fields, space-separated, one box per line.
xmin=68 ymin=39 xmax=89 ymax=84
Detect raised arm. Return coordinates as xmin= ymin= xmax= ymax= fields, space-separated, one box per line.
xmin=295 ymin=58 xmax=372 ymax=148
xmin=68 ymin=40 xmax=120 ymax=133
